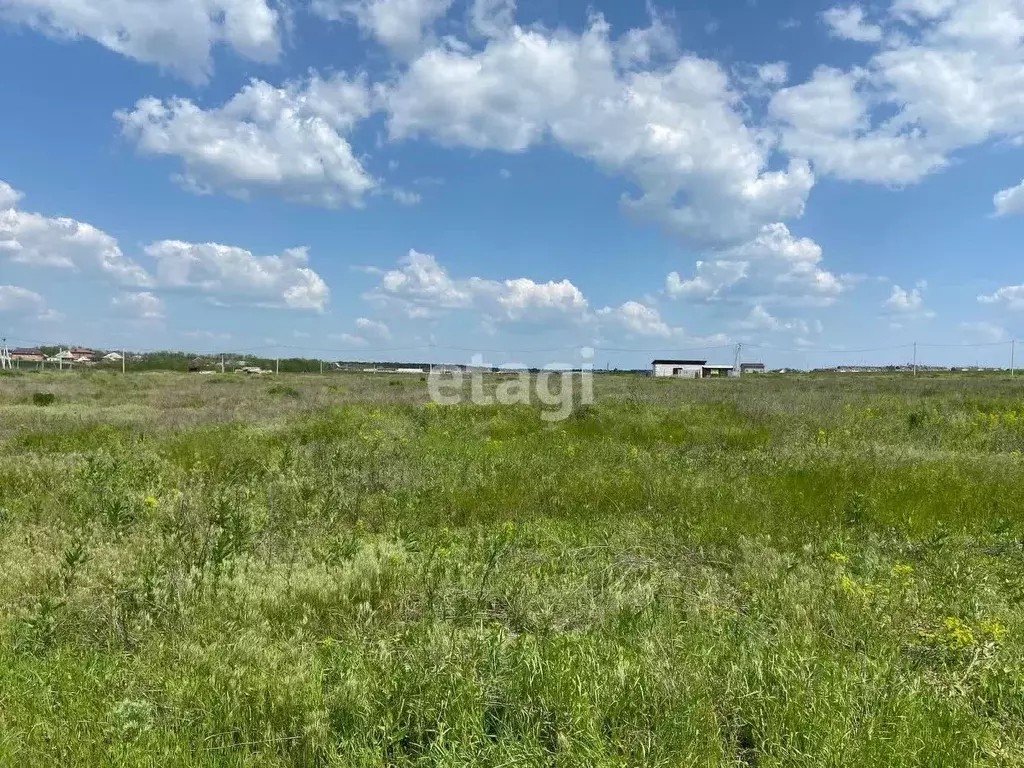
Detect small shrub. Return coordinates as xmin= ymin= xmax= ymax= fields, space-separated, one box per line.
xmin=267 ymin=384 xmax=301 ymax=398
xmin=32 ymin=392 xmax=56 ymax=407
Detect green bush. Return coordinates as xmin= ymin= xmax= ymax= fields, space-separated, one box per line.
xmin=31 ymin=392 xmax=55 ymax=407
xmin=267 ymin=383 xmax=301 ymax=398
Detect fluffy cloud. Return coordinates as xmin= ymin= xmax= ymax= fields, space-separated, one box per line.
xmin=112 ymin=291 xmax=165 ymax=320
xmin=470 ymin=0 xmax=515 ymax=38
xmin=0 ymin=0 xmax=280 ymax=82
xmin=368 ymin=249 xmax=588 ymax=323
xmin=333 ymin=317 xmax=393 ymax=347
xmin=823 ymin=5 xmax=883 ymax=42
xmin=597 ymin=301 xmax=675 ymax=337
xmin=667 ymin=224 xmax=848 ymax=306
xmin=773 ymin=0 xmax=1024 ymax=185
xmin=0 ymin=284 xmax=47 ymax=315
xmin=666 ymin=260 xmax=748 ymax=300
xmin=978 ymin=285 xmax=1024 ymax=310
xmin=994 ymin=179 xmax=1024 ymax=216
xmin=883 ymin=281 xmax=935 ymax=317
xmin=355 ymin=317 xmax=391 ymax=338
xmin=0 ymin=181 xmax=21 ymax=209
xmin=756 ymin=62 xmax=789 ymax=86
xmin=313 ymin=0 xmax=453 ymax=57
xmin=116 ymin=74 xmax=376 ymax=208
xmin=735 ymin=304 xmax=811 ymax=334
xmin=770 ymin=67 xmax=947 ymax=184
xmin=0 ymin=179 xmax=331 ymax=313
xmin=145 ymin=241 xmax=330 ymax=311
xmin=0 ymin=180 xmax=151 ymax=285
xmin=497 ymin=277 xmax=588 ymax=320
xmin=383 ymin=16 xmax=814 ymax=246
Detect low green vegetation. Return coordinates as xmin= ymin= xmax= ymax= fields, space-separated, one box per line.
xmin=30 ymin=391 xmax=56 ymax=407
xmin=1 ymin=371 xmax=1023 ymax=765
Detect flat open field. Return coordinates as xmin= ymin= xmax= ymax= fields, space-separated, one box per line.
xmin=2 ymin=371 xmax=1024 ymax=766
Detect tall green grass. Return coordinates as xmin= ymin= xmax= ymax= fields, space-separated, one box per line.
xmin=1 ymin=372 xmax=1023 ymax=765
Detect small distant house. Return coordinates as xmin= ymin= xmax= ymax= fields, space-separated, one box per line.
xmin=69 ymin=347 xmax=97 ymax=360
xmin=102 ymin=352 xmax=123 ymax=362
xmin=740 ymin=362 xmax=766 ymax=374
xmin=48 ymin=350 xmax=76 ymax=363
xmin=11 ymin=348 xmax=45 ymax=362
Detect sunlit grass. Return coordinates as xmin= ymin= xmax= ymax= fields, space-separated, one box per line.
xmin=1 ymin=371 xmax=1023 ymax=765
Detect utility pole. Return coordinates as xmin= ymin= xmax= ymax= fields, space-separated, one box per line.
xmin=733 ymin=342 xmax=742 ymax=377
xmin=1012 ymin=339 xmax=1016 ymax=378
xmin=220 ymin=354 xmax=225 ymax=374
xmin=320 ymin=359 xmax=323 ymax=375
xmin=276 ymin=357 xmax=279 ymax=375
xmin=122 ymin=349 xmax=126 ymax=375
xmin=59 ymin=348 xmax=64 ymax=372
xmin=0 ymin=338 xmax=10 ymax=371
xmin=913 ymin=342 xmax=917 ymax=377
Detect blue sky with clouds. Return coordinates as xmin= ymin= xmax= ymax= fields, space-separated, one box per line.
xmin=2 ymin=0 xmax=1024 ymax=369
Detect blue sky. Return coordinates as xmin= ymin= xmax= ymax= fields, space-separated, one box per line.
xmin=2 ymin=0 xmax=1024 ymax=369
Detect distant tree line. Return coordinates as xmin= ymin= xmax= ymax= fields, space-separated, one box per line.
xmin=117 ymin=352 xmax=328 ymax=373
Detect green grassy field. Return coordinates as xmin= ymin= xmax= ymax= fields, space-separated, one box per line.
xmin=2 ymin=370 xmax=1024 ymax=766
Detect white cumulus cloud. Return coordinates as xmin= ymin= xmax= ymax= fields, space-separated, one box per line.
xmin=597 ymin=301 xmax=676 ymax=337
xmin=823 ymin=5 xmax=884 ymax=42
xmin=470 ymin=0 xmax=515 ymax=38
xmin=0 ymin=284 xmax=47 ymax=315
xmin=112 ymin=291 xmax=165 ymax=320
xmin=735 ymin=304 xmax=811 ymax=334
xmin=667 ymin=223 xmax=849 ymax=307
xmin=355 ymin=317 xmax=392 ymax=338
xmin=0 ymin=0 xmax=281 ymax=82
xmin=383 ymin=16 xmax=814 ymax=246
xmin=883 ymin=281 xmax=935 ymax=318
xmin=145 ymin=241 xmax=330 ymax=312
xmin=774 ymin=0 xmax=1024 ymax=186
xmin=367 ymin=249 xmax=588 ymax=324
xmin=666 ymin=260 xmax=748 ymax=300
xmin=116 ymin=74 xmax=376 ymax=208
xmin=0 ymin=180 xmax=151 ymax=285
xmin=313 ymin=0 xmax=453 ymax=57
xmin=0 ymin=179 xmax=332 ymax=313
xmin=994 ymin=179 xmax=1024 ymax=216
xmin=770 ymin=67 xmax=947 ymax=184
xmin=979 ymin=285 xmax=1024 ymax=309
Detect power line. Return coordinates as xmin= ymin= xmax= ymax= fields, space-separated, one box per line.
xmin=745 ymin=342 xmax=914 ymax=355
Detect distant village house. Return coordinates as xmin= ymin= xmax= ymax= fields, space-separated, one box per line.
xmin=11 ymin=348 xmax=46 ymax=362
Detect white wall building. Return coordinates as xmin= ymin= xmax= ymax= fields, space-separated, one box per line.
xmin=652 ymin=360 xmax=742 ymax=378
xmin=652 ymin=359 xmax=707 ymax=378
